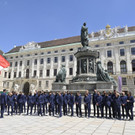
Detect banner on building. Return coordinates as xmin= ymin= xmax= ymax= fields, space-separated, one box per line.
xmin=118 ymin=76 xmax=122 ymax=93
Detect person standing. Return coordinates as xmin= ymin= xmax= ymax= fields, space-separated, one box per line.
xmin=93 ymin=89 xmax=97 ymax=117
xmin=22 ymin=93 xmax=26 ymax=113
xmin=96 ymin=92 xmax=102 ymax=118
xmin=63 ymin=92 xmax=68 ymax=116
xmin=7 ymin=92 xmax=14 ymax=116
xmin=17 ymin=92 xmax=23 ymax=114
xmin=69 ymin=93 xmax=75 ymax=116
xmin=58 ymin=92 xmax=63 ymax=117
xmin=120 ymin=92 xmax=127 ymax=120
xmin=0 ymin=89 xmax=7 ymax=118
xmin=76 ymin=92 xmax=82 ymax=117
xmin=84 ymin=92 xmax=90 ymax=118
xmin=105 ymin=93 xmax=112 ymax=118
xmin=126 ymin=92 xmax=134 ymax=120
xmin=27 ymin=92 xmax=34 ymax=115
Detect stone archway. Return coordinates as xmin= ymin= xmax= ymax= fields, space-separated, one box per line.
xmin=23 ymin=82 xmax=30 ymax=95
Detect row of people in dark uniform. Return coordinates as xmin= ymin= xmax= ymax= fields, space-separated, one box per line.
xmin=0 ymin=89 xmax=134 ymax=120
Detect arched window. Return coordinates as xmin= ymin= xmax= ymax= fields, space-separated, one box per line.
xmin=107 ymin=61 xmax=113 ymax=74
xmin=120 ymin=60 xmax=127 ymax=73
xmin=132 ymin=59 xmax=135 ymax=72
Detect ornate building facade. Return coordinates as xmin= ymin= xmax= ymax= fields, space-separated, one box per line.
xmin=2 ymin=25 xmax=135 ymax=95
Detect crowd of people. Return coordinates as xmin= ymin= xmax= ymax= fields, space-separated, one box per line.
xmin=0 ymin=89 xmax=134 ymax=120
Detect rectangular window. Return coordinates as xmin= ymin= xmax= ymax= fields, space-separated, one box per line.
xmin=39 ymin=81 xmax=42 ymax=87
xmin=69 ymin=68 xmax=73 ymax=75
xmin=27 ymin=54 xmax=30 ymax=56
xmin=122 ymin=77 xmax=127 ymax=85
xmin=107 ymin=50 xmax=112 ymax=57
xmin=98 ymin=52 xmax=100 ymax=58
xmin=35 ymin=53 xmax=38 ymax=55
xmin=14 ymin=72 xmax=16 ymax=78
xmin=20 ymin=61 xmax=22 ymax=66
xmin=7 ymin=82 xmax=9 ymax=88
xmin=34 ymin=70 xmax=37 ymax=77
xmin=40 ymin=58 xmax=44 ymax=64
xmin=4 ymin=72 xmax=7 ymax=78
xmin=54 ymin=57 xmax=58 ymax=63
xmin=19 ymin=72 xmax=21 ymax=78
xmin=54 ymin=50 xmax=58 ymax=53
xmin=62 ymin=56 xmax=65 ymax=62
xmin=69 ymin=55 xmax=73 ymax=61
xmin=119 ymin=41 xmax=124 ymax=44
xmin=131 ymin=48 xmax=135 ymax=55
xmin=46 ymin=69 xmax=50 ymax=77
xmin=41 ymin=52 xmax=44 ymax=55
xmin=107 ymin=43 xmax=111 ymax=46
xmin=39 ymin=70 xmax=43 ymax=77
xmin=8 ymin=72 xmax=11 ymax=79
xmin=62 ymin=49 xmax=65 ymax=52
xmin=54 ymin=69 xmax=57 ymax=76
xmin=47 ymin=58 xmax=51 ymax=64
xmin=46 ymin=81 xmax=49 ymax=88
xmin=16 ymin=56 xmax=18 ymax=58
xmin=130 ymin=40 xmax=135 ymax=43
xmin=47 ymin=51 xmax=51 ymax=54
xmin=10 ymin=62 xmax=12 ymax=67
xmin=120 ymin=49 xmax=125 ymax=56
xmin=27 ymin=60 xmax=30 ymax=66
xmin=15 ymin=62 xmax=18 ymax=67
xmin=34 ymin=59 xmax=37 ymax=65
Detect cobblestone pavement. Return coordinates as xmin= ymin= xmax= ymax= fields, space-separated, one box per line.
xmin=0 ymin=113 xmax=135 ymax=135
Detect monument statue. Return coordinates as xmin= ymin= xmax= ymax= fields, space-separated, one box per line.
xmin=81 ymin=22 xmax=89 ymax=47
xmin=55 ymin=65 xmax=66 ymax=82
xmin=97 ymin=61 xmax=117 ymax=86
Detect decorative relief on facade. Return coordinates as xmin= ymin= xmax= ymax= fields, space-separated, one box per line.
xmin=20 ymin=42 xmax=40 ymax=52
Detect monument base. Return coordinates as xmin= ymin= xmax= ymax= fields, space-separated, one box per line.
xmin=52 ymin=81 xmax=114 ymax=94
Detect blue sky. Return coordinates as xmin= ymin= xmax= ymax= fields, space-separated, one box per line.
xmin=0 ymin=0 xmax=135 ymax=53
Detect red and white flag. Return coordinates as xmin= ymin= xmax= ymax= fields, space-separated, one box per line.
xmin=0 ymin=55 xmax=10 ymax=71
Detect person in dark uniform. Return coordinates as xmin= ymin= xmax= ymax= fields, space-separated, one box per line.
xmin=7 ymin=92 xmax=14 ymax=116
xmin=33 ymin=92 xmax=38 ymax=114
xmin=76 ymin=92 xmax=82 ymax=117
xmin=69 ymin=92 xmax=74 ymax=116
xmin=48 ymin=92 xmax=55 ymax=116
xmin=67 ymin=91 xmax=71 ymax=114
xmin=17 ymin=91 xmax=23 ymax=114
xmin=58 ymin=92 xmax=63 ymax=117
xmin=93 ymin=89 xmax=97 ymax=117
xmin=114 ymin=93 xmax=121 ymax=120
xmin=27 ymin=92 xmax=34 ymax=115
xmin=63 ymin=92 xmax=68 ymax=116
xmin=96 ymin=92 xmax=102 ymax=118
xmin=43 ymin=92 xmax=48 ymax=114
xmin=84 ymin=92 xmax=90 ymax=118
xmin=37 ymin=91 xmax=44 ymax=116
xmin=75 ymin=92 xmax=79 ymax=116
xmin=111 ymin=90 xmax=117 ymax=118
xmin=13 ymin=91 xmax=18 ymax=114
xmin=126 ymin=92 xmax=134 ymax=120
xmin=120 ymin=92 xmax=127 ymax=120
xmin=0 ymin=89 xmax=7 ymax=118
xmin=54 ymin=92 xmax=59 ymax=115
xmin=105 ymin=93 xmax=112 ymax=118
xmin=22 ymin=93 xmax=26 ymax=113
xmin=101 ymin=91 xmax=106 ymax=118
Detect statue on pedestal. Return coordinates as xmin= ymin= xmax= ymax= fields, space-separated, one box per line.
xmin=81 ymin=22 xmax=89 ymax=47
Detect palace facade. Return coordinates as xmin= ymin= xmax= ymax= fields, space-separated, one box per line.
xmin=2 ymin=25 xmax=135 ymax=95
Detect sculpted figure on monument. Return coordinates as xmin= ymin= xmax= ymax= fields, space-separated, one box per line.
xmin=55 ymin=65 xmax=66 ymax=82
xmin=89 ymin=59 xmax=94 ymax=73
xmin=81 ymin=59 xmax=87 ymax=73
xmin=97 ymin=61 xmax=117 ymax=85
xmin=81 ymin=22 xmax=89 ymax=47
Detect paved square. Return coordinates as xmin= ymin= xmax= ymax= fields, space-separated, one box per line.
xmin=0 ymin=114 xmax=135 ymax=135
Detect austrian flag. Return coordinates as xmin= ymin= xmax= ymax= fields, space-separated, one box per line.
xmin=0 ymin=55 xmax=10 ymax=71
